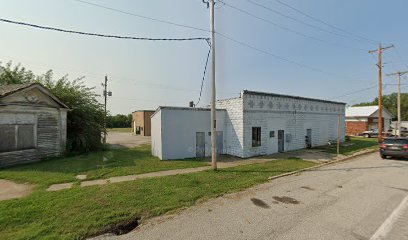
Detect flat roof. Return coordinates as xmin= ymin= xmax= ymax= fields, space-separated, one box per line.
xmin=242 ymin=90 xmax=346 ymax=105
xmin=151 ymin=106 xmax=226 ymax=118
xmin=132 ymin=110 xmax=155 ymax=113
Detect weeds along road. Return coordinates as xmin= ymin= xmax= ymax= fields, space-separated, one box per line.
xmin=101 ymin=152 xmax=408 ymax=240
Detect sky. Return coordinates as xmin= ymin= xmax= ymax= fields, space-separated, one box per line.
xmin=0 ymin=0 xmax=407 ymax=114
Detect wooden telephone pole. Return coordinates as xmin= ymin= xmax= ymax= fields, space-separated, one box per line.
xmin=102 ymin=75 xmax=112 ymax=145
xmin=386 ymin=71 xmax=408 ymax=137
xmin=369 ymin=44 xmax=394 ymax=142
xmin=209 ymin=0 xmax=217 ymax=170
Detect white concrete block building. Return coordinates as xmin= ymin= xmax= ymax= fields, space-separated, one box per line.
xmin=151 ymin=90 xmax=346 ymax=160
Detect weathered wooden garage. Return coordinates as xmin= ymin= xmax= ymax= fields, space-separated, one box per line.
xmin=0 ymin=83 xmax=69 ymax=167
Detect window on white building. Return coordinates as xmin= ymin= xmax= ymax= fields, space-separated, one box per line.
xmin=252 ymin=127 xmax=261 ymax=147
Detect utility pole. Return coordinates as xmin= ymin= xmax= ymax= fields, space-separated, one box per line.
xmin=210 ymin=0 xmax=217 ymax=171
xmin=102 ymin=75 xmax=112 ymax=145
xmin=386 ymin=71 xmax=408 ymax=137
xmin=369 ymin=44 xmax=394 ymax=142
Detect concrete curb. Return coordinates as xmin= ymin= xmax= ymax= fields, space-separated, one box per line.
xmin=268 ymin=148 xmax=378 ymax=181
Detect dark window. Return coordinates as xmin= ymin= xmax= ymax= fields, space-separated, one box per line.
xmin=252 ymin=127 xmax=261 ymax=147
xmin=383 ymin=139 xmax=408 ymax=144
xmin=0 ymin=125 xmax=16 ymax=152
xmin=0 ymin=124 xmax=35 ymax=153
xmin=270 ymin=131 xmax=275 ymax=138
xmin=17 ymin=125 xmax=35 ymax=150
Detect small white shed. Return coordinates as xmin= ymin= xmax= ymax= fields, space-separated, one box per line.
xmin=151 ymin=107 xmax=226 ymax=160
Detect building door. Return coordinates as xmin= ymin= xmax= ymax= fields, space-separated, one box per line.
xmin=306 ymin=129 xmax=312 ymax=148
xmin=135 ymin=126 xmax=141 ymax=135
xmin=196 ymin=132 xmax=205 ymax=158
xmin=216 ymin=131 xmax=223 ymax=155
xmin=278 ymin=130 xmax=285 ymax=153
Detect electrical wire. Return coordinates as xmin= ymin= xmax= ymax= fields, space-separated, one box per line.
xmin=223 ymin=2 xmax=368 ymax=52
xmin=245 ymin=0 xmax=370 ymax=46
xmin=216 ymin=31 xmax=340 ymax=76
xmin=270 ymin=0 xmax=378 ymax=45
xmin=392 ymin=46 xmax=408 ymax=69
xmin=0 ymin=18 xmax=209 ymax=42
xmin=328 ymin=85 xmax=378 ymax=100
xmin=74 ymin=0 xmax=210 ymax=33
xmin=196 ymin=45 xmax=212 ymax=106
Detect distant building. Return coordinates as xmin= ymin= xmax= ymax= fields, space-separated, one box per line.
xmin=151 ymin=90 xmax=346 ymax=160
xmin=391 ymin=121 xmax=408 ymax=129
xmin=345 ymin=106 xmax=393 ymax=135
xmin=0 ymin=83 xmax=69 ymax=167
xmin=131 ymin=110 xmax=154 ymax=136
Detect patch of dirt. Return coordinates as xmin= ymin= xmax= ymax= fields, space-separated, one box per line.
xmin=272 ymin=196 xmax=300 ymax=205
xmin=301 ymin=186 xmax=315 ymax=191
xmin=0 ymin=179 xmax=34 ymax=201
xmin=250 ymin=198 xmax=270 ymax=209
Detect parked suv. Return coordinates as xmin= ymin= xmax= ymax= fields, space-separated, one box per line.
xmin=379 ymin=138 xmax=408 ymax=159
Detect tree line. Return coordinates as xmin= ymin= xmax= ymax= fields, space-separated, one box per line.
xmin=106 ymin=114 xmax=132 ymax=128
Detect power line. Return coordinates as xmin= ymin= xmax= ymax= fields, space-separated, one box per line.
xmin=270 ymin=0 xmax=378 ymax=44
xmin=245 ymin=0 xmax=370 ymax=46
xmin=216 ymin=31 xmax=340 ymax=76
xmin=223 ymin=2 xmax=368 ymax=52
xmin=328 ymin=84 xmax=378 ymax=100
xmin=0 ymin=18 xmax=209 ymax=42
xmin=392 ymin=45 xmax=408 ymax=69
xmin=196 ymin=44 xmax=212 ymax=106
xmin=73 ymin=0 xmax=210 ymax=33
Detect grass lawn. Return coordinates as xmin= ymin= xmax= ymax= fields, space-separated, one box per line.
xmin=107 ymin=128 xmax=132 ymax=132
xmin=0 ymin=159 xmax=316 ymax=240
xmin=0 ymin=145 xmax=208 ymax=188
xmin=321 ymin=136 xmax=378 ymax=155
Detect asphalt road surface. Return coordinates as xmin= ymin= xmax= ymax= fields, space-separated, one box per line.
xmin=103 ymin=152 xmax=408 ymax=240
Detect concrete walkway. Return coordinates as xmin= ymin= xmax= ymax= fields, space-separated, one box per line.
xmin=46 ymin=159 xmax=272 ymax=192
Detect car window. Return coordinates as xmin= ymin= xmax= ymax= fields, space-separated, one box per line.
xmin=383 ymin=139 xmax=408 ymax=144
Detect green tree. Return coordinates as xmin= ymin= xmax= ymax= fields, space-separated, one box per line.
xmin=0 ymin=62 xmax=105 ymax=152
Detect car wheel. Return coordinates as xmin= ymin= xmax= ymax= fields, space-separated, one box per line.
xmin=364 ymin=134 xmax=370 ymax=138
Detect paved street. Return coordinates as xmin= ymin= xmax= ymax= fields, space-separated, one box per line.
xmin=104 ymin=152 xmax=408 ymax=240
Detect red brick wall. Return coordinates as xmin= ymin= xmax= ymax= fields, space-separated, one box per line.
xmin=346 ymin=121 xmax=368 ymax=136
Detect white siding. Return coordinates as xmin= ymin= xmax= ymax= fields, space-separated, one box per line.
xmin=151 ymin=110 xmax=162 ymax=159
xmin=241 ymin=93 xmax=345 ymax=158
xmin=151 ymin=92 xmax=346 ymax=160
xmin=153 ymin=108 xmax=226 ymax=160
xmin=216 ymin=98 xmax=244 ymax=157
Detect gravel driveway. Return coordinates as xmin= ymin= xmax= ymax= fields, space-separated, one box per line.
xmin=106 ymin=132 xmax=151 ymax=149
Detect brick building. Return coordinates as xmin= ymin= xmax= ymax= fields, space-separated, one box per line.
xmin=151 ymin=90 xmax=346 ymax=160
xmin=131 ymin=110 xmax=154 ymax=136
xmin=345 ymin=106 xmax=393 ymax=136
